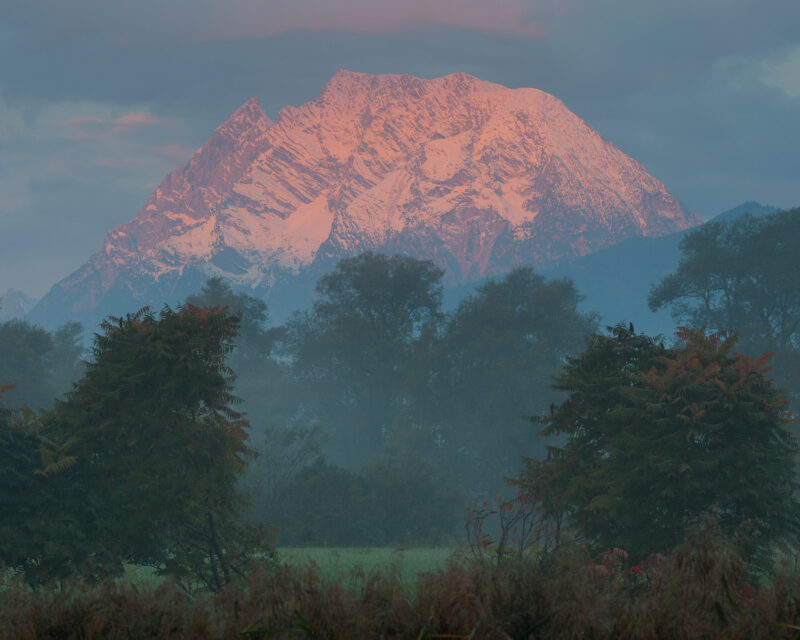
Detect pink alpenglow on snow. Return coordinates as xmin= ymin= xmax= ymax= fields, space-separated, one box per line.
xmin=32 ymin=70 xmax=699 ymax=325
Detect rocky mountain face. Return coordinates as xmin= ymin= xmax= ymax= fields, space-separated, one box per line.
xmin=30 ymin=70 xmax=699 ymax=328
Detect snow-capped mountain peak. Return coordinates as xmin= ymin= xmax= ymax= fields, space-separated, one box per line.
xmin=30 ymin=70 xmax=699 ymax=327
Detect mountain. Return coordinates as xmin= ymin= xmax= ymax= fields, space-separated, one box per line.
xmin=30 ymin=70 xmax=699 ymax=329
xmin=545 ymin=201 xmax=779 ymax=337
xmin=0 ymin=289 xmax=37 ymax=322
xmin=707 ymin=200 xmax=777 ymax=224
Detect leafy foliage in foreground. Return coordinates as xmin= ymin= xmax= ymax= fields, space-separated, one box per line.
xmin=516 ymin=324 xmax=800 ymax=561
xmin=0 ymin=390 xmax=89 ymax=585
xmin=1 ymin=305 xmax=269 ymax=589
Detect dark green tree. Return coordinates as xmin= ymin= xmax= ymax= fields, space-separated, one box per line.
xmin=360 ymin=448 xmax=464 ymax=545
xmin=242 ymin=422 xmax=327 ymax=525
xmin=0 ymin=319 xmax=85 ymax=411
xmin=48 ymin=304 xmax=265 ymax=590
xmin=516 ymin=324 xmax=800 ymax=561
xmin=0 ymin=390 xmax=95 ymax=586
xmin=264 ymin=458 xmax=376 ymax=546
xmin=0 ymin=320 xmax=55 ymax=410
xmin=285 ymin=252 xmax=444 ymax=464
xmin=438 ymin=268 xmax=596 ymax=494
xmin=649 ymin=208 xmax=800 ymax=404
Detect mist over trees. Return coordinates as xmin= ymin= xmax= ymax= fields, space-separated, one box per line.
xmin=192 ymin=253 xmax=597 ymax=543
xmin=284 ymin=253 xmax=445 ymax=465
xmin=435 ymin=268 xmax=597 ymax=493
xmin=2 ymin=205 xmax=799 ymax=593
xmin=650 ymin=207 xmax=800 ymax=405
xmin=0 ymin=318 xmax=84 ymax=411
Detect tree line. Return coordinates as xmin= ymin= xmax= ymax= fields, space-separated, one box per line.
xmin=1 ymin=206 xmax=798 ymax=586
xmin=184 ymin=255 xmax=597 ymax=545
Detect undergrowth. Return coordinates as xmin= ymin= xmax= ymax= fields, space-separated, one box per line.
xmin=3 ymin=525 xmax=800 ymax=639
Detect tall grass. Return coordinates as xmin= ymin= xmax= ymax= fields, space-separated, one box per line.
xmin=2 ymin=527 xmax=800 ymax=638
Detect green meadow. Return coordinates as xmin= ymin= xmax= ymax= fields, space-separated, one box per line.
xmin=118 ymin=546 xmax=463 ymax=592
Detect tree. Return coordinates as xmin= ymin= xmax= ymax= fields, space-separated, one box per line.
xmin=360 ymin=447 xmax=464 ymax=545
xmin=50 ymin=322 xmax=85 ymax=397
xmin=285 ymin=252 xmax=444 ymax=464
xmin=515 ymin=324 xmax=800 ymax=561
xmin=437 ymin=268 xmax=596 ymax=494
xmin=649 ymin=208 xmax=800 ymax=404
xmin=185 ymin=278 xmax=299 ymax=439
xmin=185 ymin=277 xmax=273 ymax=364
xmin=0 ymin=320 xmax=55 ymax=410
xmin=0 ymin=319 xmax=85 ymax=411
xmin=242 ymin=422 xmax=327 ymax=524
xmin=0 ymin=390 xmax=95 ymax=586
xmin=48 ymin=304 xmax=265 ymax=589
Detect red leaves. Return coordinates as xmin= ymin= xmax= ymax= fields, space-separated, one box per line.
xmin=630 ymin=565 xmax=646 ymax=577
xmin=731 ymin=350 xmax=776 ymax=391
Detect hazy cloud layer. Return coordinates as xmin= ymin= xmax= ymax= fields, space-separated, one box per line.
xmin=0 ymin=93 xmax=193 ymax=295
xmin=5 ymin=0 xmax=541 ymax=44
xmin=1 ymin=0 xmax=799 ymax=299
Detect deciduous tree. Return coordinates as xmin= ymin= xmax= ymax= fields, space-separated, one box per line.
xmin=516 ymin=324 xmax=800 ymax=561
xmin=48 ymin=304 xmax=265 ymax=589
xmin=285 ymin=252 xmax=444 ymax=464
xmin=439 ymin=268 xmax=596 ymax=494
xmin=649 ymin=208 xmax=800 ymax=404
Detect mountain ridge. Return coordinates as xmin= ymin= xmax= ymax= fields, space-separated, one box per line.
xmin=29 ymin=70 xmax=699 ymax=329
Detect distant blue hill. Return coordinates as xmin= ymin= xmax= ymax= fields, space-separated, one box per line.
xmin=543 ymin=202 xmax=779 ymax=339
xmin=706 ymin=200 xmax=778 ymax=224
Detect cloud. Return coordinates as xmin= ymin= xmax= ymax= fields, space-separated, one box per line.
xmin=151 ymin=143 xmax=197 ymax=162
xmin=62 ymin=111 xmax=171 ymax=138
xmin=201 ymin=0 xmax=543 ymax=39
xmin=6 ymin=0 xmax=542 ymax=45
xmin=0 ymin=92 xmax=194 ymax=296
xmin=94 ymin=157 xmax=154 ymax=169
xmin=760 ymin=46 xmax=800 ymax=97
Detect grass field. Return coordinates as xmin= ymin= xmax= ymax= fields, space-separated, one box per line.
xmin=277 ymin=546 xmax=464 ymax=587
xmin=117 ymin=545 xmax=466 ymax=591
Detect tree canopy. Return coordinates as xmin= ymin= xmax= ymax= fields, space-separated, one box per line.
xmin=436 ymin=267 xmax=596 ymax=493
xmin=516 ymin=324 xmax=800 ymax=561
xmin=45 ymin=304 xmax=263 ymax=588
xmin=0 ymin=319 xmax=84 ymax=412
xmin=649 ymin=208 xmax=800 ymax=404
xmin=285 ymin=252 xmax=444 ymax=464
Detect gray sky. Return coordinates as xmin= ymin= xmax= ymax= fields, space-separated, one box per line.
xmin=2 ymin=0 xmax=799 ymax=297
